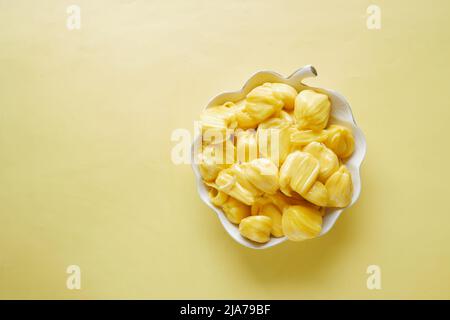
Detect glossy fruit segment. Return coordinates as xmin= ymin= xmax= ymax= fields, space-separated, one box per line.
xmin=294 ymin=89 xmax=331 ymax=131
xmin=208 ymin=188 xmax=229 ymax=206
xmin=279 ymin=151 xmax=320 ymax=196
xmin=222 ymin=197 xmax=251 ymax=224
xmin=269 ymin=83 xmax=298 ymax=110
xmin=257 ymin=117 xmax=292 ymax=165
xmin=198 ymin=144 xmax=229 ymax=182
xmin=282 ymin=205 xmax=323 ymax=241
xmin=236 ymin=83 xmax=297 ymax=129
xmin=242 ymin=158 xmax=279 ymax=195
xmin=259 ymin=204 xmax=284 ymax=237
xmin=235 ymin=130 xmax=258 ymax=163
xmin=215 ymin=168 xmax=259 ymax=205
xmin=289 ymin=152 xmax=320 ymax=196
xmin=302 ymin=181 xmax=328 ymax=207
xmin=201 ymin=103 xmax=237 ymax=140
xmin=325 ymin=124 xmax=355 ymax=158
xmin=303 ymin=141 xmax=339 ymax=182
xmin=290 ymin=128 xmax=328 ymax=146
xmin=325 ymin=165 xmax=353 ymax=207
xmin=279 ymin=151 xmax=301 ymax=196
xmin=239 ymin=216 xmax=273 ymax=243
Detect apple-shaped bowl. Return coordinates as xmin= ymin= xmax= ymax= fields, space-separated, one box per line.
xmin=191 ymin=65 xmax=366 ymax=249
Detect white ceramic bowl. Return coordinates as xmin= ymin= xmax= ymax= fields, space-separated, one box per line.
xmin=192 ymin=65 xmax=366 ymax=249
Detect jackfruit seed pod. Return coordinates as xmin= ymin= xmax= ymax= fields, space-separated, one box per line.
xmin=251 ymin=192 xmax=291 ymax=216
xmin=294 ymin=89 xmax=331 ymax=131
xmin=241 ymin=158 xmax=279 ymax=195
xmin=290 ymin=128 xmax=328 ymax=146
xmin=257 ymin=118 xmax=292 ymax=165
xmin=216 ymin=164 xmax=264 ymax=205
xmin=290 ymin=153 xmax=320 ymax=195
xmin=265 ymin=191 xmax=291 ymax=213
xmin=288 ymin=191 xmax=321 ymax=210
xmin=236 ymin=83 xmax=285 ymax=129
xmin=325 ymin=124 xmax=355 ymax=158
xmin=279 ymin=151 xmax=301 ymax=196
xmin=282 ymin=205 xmax=323 ymax=241
xmin=301 ymin=181 xmax=328 ymax=207
xmin=279 ymin=110 xmax=294 ymax=124
xmin=303 ymin=141 xmax=339 ymax=182
xmin=259 ymin=204 xmax=284 ymax=237
xmin=200 ymin=103 xmax=237 ymax=141
xmin=251 ymin=196 xmax=271 ymax=215
xmin=239 ymin=216 xmax=273 ymax=243
xmin=269 ymin=83 xmax=298 ymax=110
xmin=325 ymin=165 xmax=353 ymax=208
xmin=199 ymin=158 xmax=222 ymax=182
xmin=280 ymin=151 xmax=320 ymax=196
xmin=198 ymin=144 xmax=228 ymax=182
xmin=222 ymin=197 xmax=251 ymax=224
xmin=215 ymin=168 xmax=257 ymax=205
xmin=229 ymin=164 xmax=263 ymax=197
xmin=208 ymin=187 xmax=229 ymax=206
xmin=223 ymin=140 xmax=236 ymax=165
xmin=235 ymin=129 xmax=258 ymax=163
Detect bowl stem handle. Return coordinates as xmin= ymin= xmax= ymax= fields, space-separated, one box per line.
xmin=289 ymin=65 xmax=317 ymax=83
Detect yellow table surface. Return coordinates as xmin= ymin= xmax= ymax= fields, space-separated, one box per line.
xmin=1 ymin=0 xmax=449 ymax=299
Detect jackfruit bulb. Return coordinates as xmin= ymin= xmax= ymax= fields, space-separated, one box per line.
xmin=294 ymin=89 xmax=331 ymax=131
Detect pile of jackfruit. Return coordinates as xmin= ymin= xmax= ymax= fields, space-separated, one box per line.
xmin=198 ymin=82 xmax=355 ymax=243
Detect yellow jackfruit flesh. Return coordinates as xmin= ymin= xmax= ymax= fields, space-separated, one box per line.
xmin=236 ymin=83 xmax=295 ymax=129
xmin=279 ymin=110 xmax=294 ymax=124
xmin=197 ymin=82 xmax=357 ymax=244
xmin=228 ymin=164 xmax=263 ymax=196
xmin=287 ymin=191 xmax=321 ymax=210
xmin=269 ymin=83 xmax=297 ymax=110
xmin=241 ymin=158 xmax=279 ymax=195
xmin=290 ymin=128 xmax=328 ymax=146
xmin=265 ymin=191 xmax=291 ymax=213
xmin=222 ymin=197 xmax=251 ymax=224
xmin=294 ymin=89 xmax=331 ymax=131
xmin=282 ymin=205 xmax=323 ymax=241
xmin=201 ymin=103 xmax=237 ymax=142
xmin=325 ymin=165 xmax=353 ymax=208
xmin=325 ymin=124 xmax=355 ymax=158
xmin=259 ymin=204 xmax=284 ymax=237
xmin=198 ymin=144 xmax=229 ymax=182
xmin=257 ymin=117 xmax=292 ymax=165
xmin=278 ymin=151 xmax=299 ymax=196
xmin=236 ymin=85 xmax=282 ymax=129
xmin=279 ymin=151 xmax=320 ymax=196
xmin=239 ymin=215 xmax=273 ymax=243
xmin=235 ymin=129 xmax=258 ymax=163
xmin=289 ymin=153 xmax=320 ymax=195
xmin=215 ymin=167 xmax=260 ymax=205
xmin=199 ymin=159 xmax=222 ymax=182
xmin=303 ymin=141 xmax=339 ymax=182
xmin=251 ymin=196 xmax=271 ymax=215
xmin=208 ymin=188 xmax=229 ymax=206
xmin=302 ymin=181 xmax=328 ymax=207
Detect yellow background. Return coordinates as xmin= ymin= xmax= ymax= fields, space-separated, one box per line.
xmin=1 ymin=0 xmax=449 ymax=299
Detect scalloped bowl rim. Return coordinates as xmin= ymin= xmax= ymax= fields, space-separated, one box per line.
xmin=191 ymin=65 xmax=366 ymax=249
